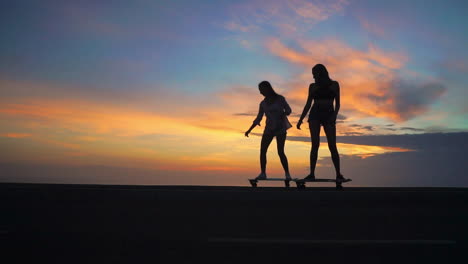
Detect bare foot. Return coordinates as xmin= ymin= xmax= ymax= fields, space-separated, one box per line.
xmin=336 ymin=174 xmax=346 ymax=182
xmin=255 ymin=173 xmax=267 ymax=180
xmin=303 ymin=174 xmax=316 ymax=181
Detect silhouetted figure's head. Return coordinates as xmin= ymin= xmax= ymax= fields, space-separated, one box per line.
xmin=312 ymin=64 xmax=332 ymax=88
xmin=258 ymin=81 xmax=278 ymax=98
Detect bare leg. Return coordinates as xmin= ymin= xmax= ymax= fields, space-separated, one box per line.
xmin=323 ymin=123 xmax=341 ymax=177
xmin=308 ymin=120 xmax=321 ymax=177
xmin=276 ymin=133 xmax=290 ymax=177
xmin=260 ymin=133 xmax=274 ymax=174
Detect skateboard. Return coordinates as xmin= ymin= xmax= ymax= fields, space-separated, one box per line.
xmin=294 ymin=178 xmax=352 ymax=190
xmin=248 ymin=178 xmax=297 ymax=188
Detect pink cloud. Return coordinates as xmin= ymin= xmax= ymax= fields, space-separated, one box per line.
xmin=265 ymin=37 xmax=445 ymax=122
xmin=225 ymin=21 xmax=259 ymax=33
xmin=358 ymin=17 xmax=387 ymax=39
xmin=225 ymin=0 xmax=349 ymax=37
xmin=288 ymin=0 xmax=348 ymax=20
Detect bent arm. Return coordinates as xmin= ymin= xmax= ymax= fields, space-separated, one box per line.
xmin=253 ymin=103 xmax=264 ymax=126
xmin=334 ymin=82 xmax=340 ymax=119
xmin=245 ymin=123 xmax=257 ymax=136
xmin=245 ymin=103 xmax=264 ymax=136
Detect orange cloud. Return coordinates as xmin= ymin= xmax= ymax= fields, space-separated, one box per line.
xmin=179 ymin=166 xmax=250 ymax=172
xmin=336 ymin=143 xmax=413 ymax=159
xmin=39 ymin=138 xmax=81 ymax=150
xmin=0 ymin=95 xmax=418 ymax=178
xmin=0 ymin=99 xmax=200 ymax=136
xmin=1 ymin=133 xmax=32 ymax=138
xmin=0 ymin=97 xmax=261 ymax=169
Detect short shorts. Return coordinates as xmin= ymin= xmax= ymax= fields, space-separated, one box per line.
xmin=308 ymin=105 xmax=336 ymax=126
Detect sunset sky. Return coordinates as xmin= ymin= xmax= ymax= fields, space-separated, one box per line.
xmin=1 ymin=0 xmax=467 ymax=186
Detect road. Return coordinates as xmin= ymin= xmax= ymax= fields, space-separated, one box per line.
xmin=1 ymin=184 xmax=467 ymax=263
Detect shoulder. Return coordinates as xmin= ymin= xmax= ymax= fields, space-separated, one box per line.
xmin=309 ymin=83 xmax=318 ymax=94
xmin=309 ymin=83 xmax=317 ymax=90
xmin=330 ymin=80 xmax=339 ymax=92
xmin=272 ymin=95 xmax=285 ymax=105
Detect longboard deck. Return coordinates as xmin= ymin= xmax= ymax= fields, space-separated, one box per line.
xmin=295 ymin=178 xmax=352 ymax=183
xmin=248 ymin=178 xmax=297 ymax=181
xmin=248 ymin=178 xmax=352 ymax=189
xmin=248 ymin=178 xmax=295 ymax=188
xmin=294 ymin=178 xmax=352 ymax=190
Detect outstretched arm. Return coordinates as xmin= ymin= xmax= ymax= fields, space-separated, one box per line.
xmin=297 ymin=84 xmax=313 ymax=129
xmin=245 ymin=103 xmax=264 ymax=137
xmin=245 ymin=123 xmax=257 ymax=137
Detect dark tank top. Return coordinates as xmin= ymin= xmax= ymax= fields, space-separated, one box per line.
xmin=314 ymin=83 xmax=335 ymax=100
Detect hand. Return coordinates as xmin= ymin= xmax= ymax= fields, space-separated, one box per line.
xmin=245 ymin=131 xmax=250 ymax=137
xmin=296 ymin=120 xmax=303 ymax=130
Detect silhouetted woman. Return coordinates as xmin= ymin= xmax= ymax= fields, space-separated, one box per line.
xmin=297 ymin=64 xmax=346 ymax=181
xmin=245 ymin=81 xmax=292 ymax=180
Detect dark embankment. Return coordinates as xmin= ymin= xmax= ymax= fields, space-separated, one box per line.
xmin=1 ymin=183 xmax=467 ymax=263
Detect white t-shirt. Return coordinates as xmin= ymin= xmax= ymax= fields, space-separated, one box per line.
xmin=253 ymin=95 xmax=292 ymax=135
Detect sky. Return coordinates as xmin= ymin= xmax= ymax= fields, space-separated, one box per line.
xmin=1 ymin=0 xmax=467 ymax=187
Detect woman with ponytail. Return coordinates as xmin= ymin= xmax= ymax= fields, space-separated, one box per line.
xmin=245 ymin=81 xmax=292 ymax=180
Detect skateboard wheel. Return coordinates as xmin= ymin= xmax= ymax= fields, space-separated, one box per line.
xmin=249 ymin=180 xmax=257 ymax=187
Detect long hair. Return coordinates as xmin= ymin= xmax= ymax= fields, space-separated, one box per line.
xmin=258 ymin=80 xmax=279 ymax=98
xmin=312 ymin=64 xmax=332 ymax=88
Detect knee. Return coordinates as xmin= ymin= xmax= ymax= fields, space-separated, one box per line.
xmin=277 ymin=149 xmax=285 ymax=156
xmin=311 ymin=145 xmax=320 ymax=153
xmin=330 ymin=148 xmax=339 ymax=157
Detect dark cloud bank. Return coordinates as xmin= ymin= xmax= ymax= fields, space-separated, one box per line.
xmin=392 ymin=81 xmax=446 ymax=120
xmin=288 ymin=132 xmax=467 ymax=150
xmin=291 ymin=132 xmax=468 ymax=187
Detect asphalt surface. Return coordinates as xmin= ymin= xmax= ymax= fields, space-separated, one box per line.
xmin=1 ymin=183 xmax=467 ymax=263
